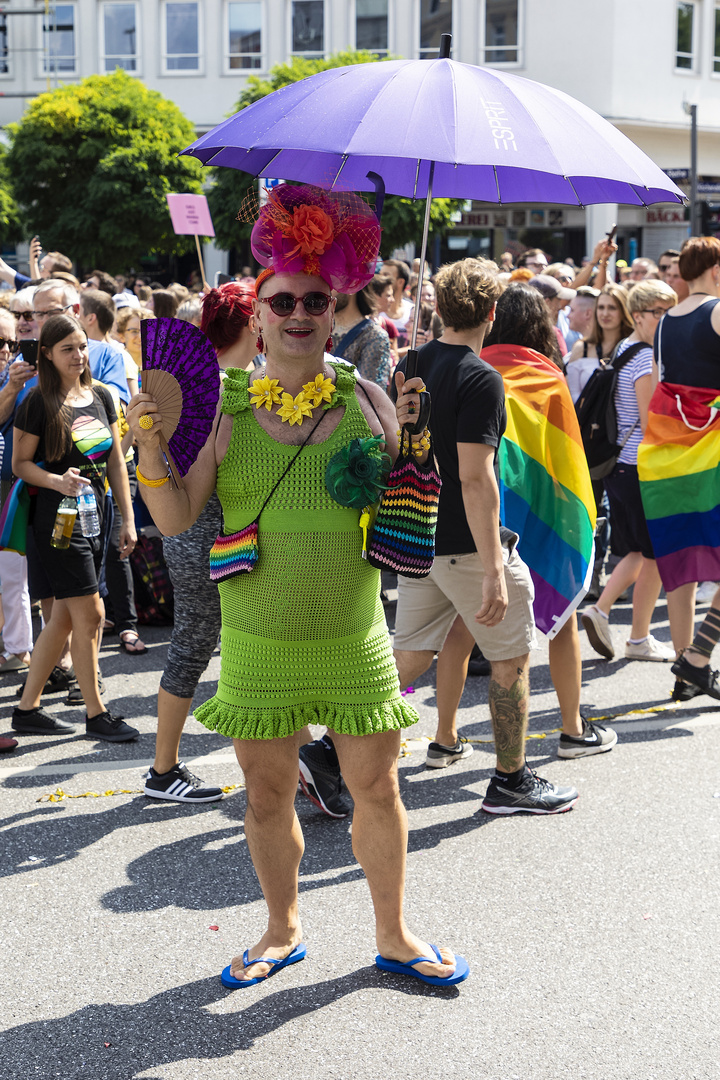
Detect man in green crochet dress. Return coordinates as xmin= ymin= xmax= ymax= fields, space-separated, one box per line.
xmin=127 ymin=184 xmax=469 ymax=991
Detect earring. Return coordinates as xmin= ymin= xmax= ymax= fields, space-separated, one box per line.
xmin=256 ymin=333 xmax=264 ymax=353
xmin=325 ymin=336 xmax=333 ymax=352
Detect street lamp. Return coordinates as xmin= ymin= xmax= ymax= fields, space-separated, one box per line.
xmin=683 ymin=100 xmax=699 ymax=235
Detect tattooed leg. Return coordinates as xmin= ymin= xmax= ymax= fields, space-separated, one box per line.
xmin=488 ymin=654 xmax=530 ymax=773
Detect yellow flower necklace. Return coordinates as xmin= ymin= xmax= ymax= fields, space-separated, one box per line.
xmin=249 ymin=371 xmax=336 ymax=426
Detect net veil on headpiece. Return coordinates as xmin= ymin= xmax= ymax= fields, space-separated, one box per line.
xmin=250 ymin=185 xmax=381 ymax=294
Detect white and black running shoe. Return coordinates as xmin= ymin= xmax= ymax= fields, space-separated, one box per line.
xmin=557 ymin=720 xmax=617 ymax=759
xmin=425 ymin=737 xmax=474 ymax=768
xmin=144 ymin=762 xmax=224 ymax=802
xmin=298 ymin=739 xmax=352 ymax=818
xmin=482 ymin=769 xmax=578 ymax=815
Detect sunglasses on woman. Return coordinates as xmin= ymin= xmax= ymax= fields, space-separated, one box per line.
xmin=13 ymin=311 xmax=34 ymax=322
xmin=0 ymin=337 xmax=15 ymax=349
xmin=257 ymin=291 xmax=332 ymax=317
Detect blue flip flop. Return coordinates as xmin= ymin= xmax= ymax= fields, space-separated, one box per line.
xmin=375 ymin=944 xmax=470 ymax=987
xmin=221 ymin=943 xmax=306 ymax=989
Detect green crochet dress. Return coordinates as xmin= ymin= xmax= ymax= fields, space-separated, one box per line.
xmin=194 ymin=362 xmax=418 ymax=740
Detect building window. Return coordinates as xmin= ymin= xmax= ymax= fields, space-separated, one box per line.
xmin=356 ymin=0 xmax=388 ymax=55
xmin=0 ymin=16 xmax=8 ymax=75
xmin=292 ymin=0 xmax=324 ymax=57
xmin=43 ymin=3 xmax=77 ymax=75
xmin=714 ymin=5 xmax=720 ymax=72
xmin=227 ymin=2 xmax=262 ymax=69
xmin=484 ymin=0 xmax=519 ymax=64
xmin=419 ymin=0 xmax=452 ymax=59
xmin=164 ymin=1 xmax=200 ymax=72
xmin=103 ymin=3 xmax=138 ymax=72
xmin=676 ymin=1 xmax=696 ymax=70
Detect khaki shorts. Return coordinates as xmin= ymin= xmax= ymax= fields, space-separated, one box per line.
xmin=394 ymin=547 xmax=537 ymax=662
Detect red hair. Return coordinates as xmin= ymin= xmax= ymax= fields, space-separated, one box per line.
xmin=200 ymin=283 xmax=254 ymax=351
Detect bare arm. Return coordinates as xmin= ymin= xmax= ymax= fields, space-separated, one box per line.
xmin=571 ymin=239 xmax=617 ymax=289
xmin=457 ymin=441 xmax=507 ymax=627
xmin=0 ymin=256 xmax=17 ymax=287
xmin=634 ymin=372 xmax=654 ymax=433
xmin=126 ymin=390 xmax=218 ymax=535
xmin=358 ymin=372 xmax=427 ymax=465
xmin=28 ymin=237 xmax=41 ymax=280
xmin=12 ymin=427 xmax=91 ymax=495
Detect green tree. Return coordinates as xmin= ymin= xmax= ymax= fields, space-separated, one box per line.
xmin=6 ymin=71 xmax=203 ymax=270
xmin=0 ymin=146 xmax=22 ymax=246
xmin=206 ymin=52 xmax=461 ymax=259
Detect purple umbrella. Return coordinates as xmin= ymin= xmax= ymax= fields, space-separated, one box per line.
xmin=182 ymin=34 xmax=684 ymax=356
xmin=183 ymin=46 xmax=682 ymax=208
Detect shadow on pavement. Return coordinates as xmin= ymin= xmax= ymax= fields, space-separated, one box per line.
xmin=0 ymin=967 xmax=460 ymax=1078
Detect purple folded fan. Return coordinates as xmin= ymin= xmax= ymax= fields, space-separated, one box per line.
xmin=141 ymin=318 xmax=220 ymax=480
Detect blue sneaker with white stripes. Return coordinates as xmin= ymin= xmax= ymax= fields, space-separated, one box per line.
xmin=144 ymin=762 xmax=224 ymax=803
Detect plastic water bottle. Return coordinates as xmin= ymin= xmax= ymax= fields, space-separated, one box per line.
xmin=51 ymin=497 xmax=77 ymax=549
xmin=77 ymin=487 xmax=100 ymax=538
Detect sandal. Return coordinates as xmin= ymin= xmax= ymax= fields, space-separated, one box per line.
xmin=0 ymin=651 xmax=30 ymax=673
xmin=119 ymin=630 xmax=148 ymax=655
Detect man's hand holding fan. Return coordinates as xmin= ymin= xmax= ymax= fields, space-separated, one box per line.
xmin=127 ymin=318 xmax=221 ymax=489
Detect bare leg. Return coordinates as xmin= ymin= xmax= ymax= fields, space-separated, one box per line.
xmin=488 ymin=654 xmax=530 ymax=773
xmin=683 ymin=586 xmax=720 ymax=670
xmin=228 ymin=732 xmax=305 ymax=982
xmin=65 ymin=594 xmax=105 ymax=717
xmin=18 ymin=600 xmax=73 ymax=709
xmin=629 ymin=557 xmax=663 ymax=640
xmin=434 ymin=615 xmax=475 ymax=746
xmin=596 ymin=552 xmax=642 ymax=616
xmin=394 ymin=648 xmax=435 ymax=691
xmin=666 ymin=582 xmax=698 ymax=657
xmin=548 ymin=619 xmax=583 ymax=737
xmin=154 ymin=686 xmax=194 ymax=773
xmin=40 ymin=598 xmax=73 ymax=672
xmin=331 ymin=728 xmax=456 ymax=979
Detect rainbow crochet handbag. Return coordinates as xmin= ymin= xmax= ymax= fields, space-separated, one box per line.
xmin=209 ymin=409 xmax=327 ymax=583
xmin=365 ymin=428 xmax=441 ymax=578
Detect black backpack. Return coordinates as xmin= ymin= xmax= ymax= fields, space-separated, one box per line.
xmin=575 ymin=342 xmax=646 ymax=480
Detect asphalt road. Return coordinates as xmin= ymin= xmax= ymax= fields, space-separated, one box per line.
xmin=1 ymin=590 xmax=719 ymax=1080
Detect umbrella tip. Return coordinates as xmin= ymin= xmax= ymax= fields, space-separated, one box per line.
xmin=439 ymin=33 xmax=452 ymax=59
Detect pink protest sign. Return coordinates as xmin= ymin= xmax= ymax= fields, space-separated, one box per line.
xmin=166 ymin=194 xmax=215 ymax=237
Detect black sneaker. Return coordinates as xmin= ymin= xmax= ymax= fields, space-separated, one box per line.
xmin=557 ymin=720 xmax=617 ymax=759
xmin=671 ymin=677 xmax=704 ymax=702
xmin=298 ymin=739 xmax=352 ymax=818
xmin=65 ymin=672 xmax=105 ymax=706
xmin=144 ymin=762 xmax=224 ymax=802
xmin=482 ymin=769 xmax=579 ymax=815
xmin=671 ymin=653 xmax=720 ymax=700
xmin=85 ymin=711 xmax=139 ymax=742
xmin=11 ymin=706 xmax=76 ymax=736
xmin=467 ymin=645 xmax=491 ymax=677
xmin=425 ymin=737 xmax=474 ymax=768
xmin=15 ymin=665 xmax=76 ymax=697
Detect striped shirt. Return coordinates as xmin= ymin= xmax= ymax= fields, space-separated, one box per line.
xmin=614 ymin=338 xmax=653 ymax=465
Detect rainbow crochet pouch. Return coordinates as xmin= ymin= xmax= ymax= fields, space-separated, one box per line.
xmin=209 ymin=407 xmax=327 ymax=583
xmin=365 ymin=429 xmax=441 ymax=578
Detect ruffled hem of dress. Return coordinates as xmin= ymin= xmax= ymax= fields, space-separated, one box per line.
xmin=193 ymin=696 xmax=418 ymax=740
xmin=220 ymin=360 xmax=357 ymax=417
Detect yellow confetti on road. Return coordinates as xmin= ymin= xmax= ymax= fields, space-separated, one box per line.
xmin=36 ymin=783 xmax=245 ymax=803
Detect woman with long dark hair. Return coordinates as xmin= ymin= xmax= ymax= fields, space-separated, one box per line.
xmin=11 ymin=314 xmax=138 ymax=742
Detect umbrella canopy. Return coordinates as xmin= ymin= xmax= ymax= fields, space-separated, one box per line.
xmin=183 ymin=58 xmax=683 ymax=207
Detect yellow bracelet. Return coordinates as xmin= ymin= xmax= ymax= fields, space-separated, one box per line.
xmin=136 ymin=466 xmax=170 ymax=488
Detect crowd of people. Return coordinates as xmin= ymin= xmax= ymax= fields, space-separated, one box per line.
xmin=1 ymin=191 xmax=719 ymax=991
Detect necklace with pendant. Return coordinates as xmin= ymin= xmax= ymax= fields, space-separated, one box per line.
xmin=249 ymin=370 xmax=336 ymax=426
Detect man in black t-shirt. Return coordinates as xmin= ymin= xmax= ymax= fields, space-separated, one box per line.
xmin=394 ymin=259 xmax=578 ymax=815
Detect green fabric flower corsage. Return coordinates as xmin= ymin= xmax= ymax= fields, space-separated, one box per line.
xmin=325 ymin=435 xmax=391 ymax=509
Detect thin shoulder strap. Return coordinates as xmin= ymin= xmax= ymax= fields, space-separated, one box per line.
xmin=355 ymin=379 xmax=384 ymax=428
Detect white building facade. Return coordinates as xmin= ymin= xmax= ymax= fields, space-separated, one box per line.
xmin=0 ymin=0 xmax=718 ymax=265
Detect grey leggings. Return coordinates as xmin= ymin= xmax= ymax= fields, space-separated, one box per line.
xmin=160 ymin=493 xmax=222 ymax=699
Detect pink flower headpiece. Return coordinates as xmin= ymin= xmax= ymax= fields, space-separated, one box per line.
xmin=251 ymin=185 xmax=381 ymax=294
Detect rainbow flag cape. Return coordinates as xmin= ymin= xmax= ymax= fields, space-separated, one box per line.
xmin=482 ymin=344 xmax=596 ymax=638
xmin=638 ymin=381 xmax=720 ymax=591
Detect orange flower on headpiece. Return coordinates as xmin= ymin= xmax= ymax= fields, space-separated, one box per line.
xmin=289 ymin=204 xmax=334 ymax=256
